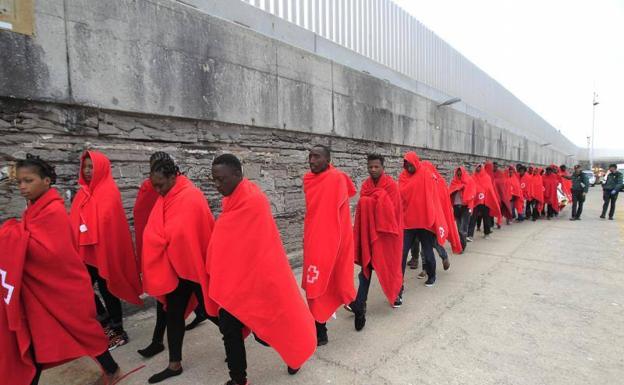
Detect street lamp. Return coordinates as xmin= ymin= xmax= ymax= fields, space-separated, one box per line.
xmin=590 ymin=92 xmax=599 ymax=171
xmin=437 ymin=97 xmax=462 ymax=108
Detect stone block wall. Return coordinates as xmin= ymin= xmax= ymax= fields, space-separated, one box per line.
xmin=1 ymin=98 xmax=518 ymax=261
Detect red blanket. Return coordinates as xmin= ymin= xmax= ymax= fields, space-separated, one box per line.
xmin=133 ymin=178 xmax=159 ymax=264
xmin=302 ymin=165 xmax=356 ymax=323
xmin=448 ymin=166 xmax=477 ymax=210
xmin=558 ymin=168 xmax=573 ymax=206
xmin=542 ymin=172 xmax=561 ymax=213
xmin=206 ymin=179 xmax=316 ymax=369
xmin=472 ymin=166 xmax=502 ymax=223
xmin=531 ymin=168 xmax=545 ymax=214
xmin=432 ymin=166 xmax=463 ymax=253
xmin=69 ymin=150 xmax=142 ymax=305
xmin=519 ymin=173 xmax=534 ymax=201
xmin=1 ymin=189 xmax=108 ymax=385
xmin=493 ymin=170 xmax=513 ymax=220
xmin=142 ymin=175 xmax=217 ymax=314
xmin=353 ymin=174 xmax=403 ymax=305
xmin=508 ymin=167 xmax=525 ymax=214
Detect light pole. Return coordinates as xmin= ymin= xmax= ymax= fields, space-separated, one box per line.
xmin=590 ymin=92 xmax=599 ymax=171
xmin=586 ymin=136 xmax=591 ymax=169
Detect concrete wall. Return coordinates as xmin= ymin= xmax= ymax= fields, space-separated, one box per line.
xmin=0 ymin=0 xmax=576 ymax=258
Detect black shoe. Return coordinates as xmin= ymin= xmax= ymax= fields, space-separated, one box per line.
xmin=224 ymin=380 xmax=248 ymax=385
xmin=609 ymin=217 xmax=614 ymax=220
xmin=137 ymin=342 xmax=165 ymax=358
xmin=288 ymin=367 xmax=300 ymax=375
xmin=353 ymin=302 xmax=366 ymax=331
xmin=185 ymin=314 xmax=208 ymax=331
xmin=569 ymin=217 xmax=576 ymax=221
xmin=600 ymin=215 xmax=606 ymax=219
xmin=425 ymin=277 xmax=436 ymax=287
xmin=148 ymin=367 xmax=183 ymax=384
xmin=316 ymin=323 xmax=328 ymax=346
xmin=392 ymin=296 xmax=403 ymax=308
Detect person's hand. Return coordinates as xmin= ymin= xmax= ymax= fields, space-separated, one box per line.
xmin=582 ymin=192 xmax=586 ymax=197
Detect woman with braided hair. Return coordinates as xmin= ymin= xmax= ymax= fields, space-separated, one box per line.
xmin=135 ymin=152 xmax=212 ymax=359
xmin=0 ymin=155 xmax=123 ymax=385
xmin=141 ymin=156 xmax=218 ymax=383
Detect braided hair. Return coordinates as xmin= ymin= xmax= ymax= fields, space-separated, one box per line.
xmin=150 ymin=156 xmax=180 ymax=178
xmin=149 ymin=151 xmax=172 ymax=165
xmin=15 ymin=154 xmax=57 ymax=184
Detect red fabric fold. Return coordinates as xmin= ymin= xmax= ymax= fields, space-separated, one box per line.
xmin=559 ymin=168 xmax=573 ymax=206
xmin=302 ymin=165 xmax=357 ymax=323
xmin=206 ymin=179 xmax=316 ymax=369
xmin=519 ymin=172 xmax=534 ymax=201
xmin=1 ymin=189 xmax=108 ymax=385
xmin=508 ymin=167 xmax=525 ymax=214
xmin=493 ymin=170 xmax=513 ymax=220
xmin=449 ymin=166 xmax=477 ymax=210
xmin=353 ymin=174 xmax=404 ymax=305
xmin=472 ymin=166 xmax=503 ymax=222
xmin=531 ymin=168 xmax=545 ymax=214
xmin=133 ymin=178 xmax=159 ymax=265
xmin=542 ymin=171 xmax=561 ymax=213
xmin=69 ymin=150 xmax=143 ymax=305
xmin=142 ymin=175 xmax=217 ymax=315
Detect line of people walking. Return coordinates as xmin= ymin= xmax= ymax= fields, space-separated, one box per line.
xmin=1 ymin=148 xmax=620 ymax=385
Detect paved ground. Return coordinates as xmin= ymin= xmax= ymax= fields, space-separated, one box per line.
xmin=42 ymin=188 xmax=624 ymax=385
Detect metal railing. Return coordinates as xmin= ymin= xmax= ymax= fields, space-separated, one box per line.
xmin=240 ymin=0 xmax=576 ymax=154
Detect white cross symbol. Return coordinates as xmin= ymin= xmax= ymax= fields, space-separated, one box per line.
xmin=0 ymin=269 xmax=14 ymax=305
xmin=521 ymin=183 xmax=526 ymax=188
xmin=478 ymin=193 xmax=485 ymax=200
xmin=307 ymin=265 xmax=320 ymax=284
xmin=439 ymin=226 xmax=445 ymax=238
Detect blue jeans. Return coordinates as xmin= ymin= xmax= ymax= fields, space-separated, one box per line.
xmin=400 ymin=229 xmax=436 ymax=295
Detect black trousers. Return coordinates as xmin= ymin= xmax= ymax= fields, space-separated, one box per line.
xmin=30 ymin=348 xmax=118 ymax=385
xmin=571 ymin=190 xmax=585 ymax=218
xmin=468 ymin=204 xmax=491 ymax=236
xmin=219 ymin=309 xmax=247 ymax=385
xmin=453 ymin=204 xmax=471 ymax=249
xmin=151 ymin=293 xmax=211 ymax=344
xmin=602 ymin=190 xmax=618 ymax=218
xmin=526 ymin=200 xmax=540 ymax=220
xmin=546 ymin=204 xmax=557 ymax=218
xmin=165 ymin=279 xmax=204 ymax=362
xmin=87 ymin=265 xmax=123 ymax=332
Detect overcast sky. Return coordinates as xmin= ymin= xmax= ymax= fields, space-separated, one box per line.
xmin=393 ymin=0 xmax=624 ymax=151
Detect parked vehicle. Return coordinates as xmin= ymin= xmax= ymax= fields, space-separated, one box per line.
xmin=582 ymin=170 xmax=596 ymax=187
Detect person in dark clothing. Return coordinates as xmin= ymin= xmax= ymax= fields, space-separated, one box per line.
xmin=569 ymin=165 xmax=589 ymax=220
xmin=601 ymin=164 xmax=624 ymax=220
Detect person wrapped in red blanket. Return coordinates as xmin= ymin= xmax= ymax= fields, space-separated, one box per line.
xmin=490 ymin=162 xmax=513 ymax=225
xmin=69 ymin=150 xmax=142 ymax=350
xmin=134 ymin=152 xmax=210 ymax=360
xmin=542 ymin=165 xmax=561 ymax=219
xmin=469 ymin=164 xmax=502 ymax=238
xmin=302 ymin=145 xmax=356 ymax=346
xmin=558 ymin=165 xmax=573 ymax=208
xmin=530 ymin=167 xmax=545 ymax=219
xmin=206 ymin=154 xmax=317 ymax=385
xmin=508 ymin=166 xmax=526 ymax=221
xmin=399 ymin=151 xmax=460 ymax=292
xmin=350 ymin=154 xmax=403 ymax=332
xmin=1 ymin=156 xmax=121 ymax=385
xmin=141 ymin=157 xmax=217 ymax=384
xmin=449 ymin=166 xmax=477 ymax=248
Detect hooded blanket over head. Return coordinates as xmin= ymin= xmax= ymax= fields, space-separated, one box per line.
xmin=302 ymin=165 xmax=356 ymax=323
xmin=399 ymin=152 xmax=461 ymax=251
xmin=206 ymin=178 xmax=316 ymax=369
xmin=449 ymin=166 xmax=477 ymax=210
xmin=508 ymin=166 xmax=525 ymax=214
xmin=133 ymin=178 xmax=159 ymax=263
xmin=542 ymin=169 xmax=561 ymax=213
xmin=472 ymin=166 xmax=503 ymax=223
xmin=69 ymin=150 xmax=142 ymax=305
xmin=1 ymin=189 xmax=108 ymax=385
xmin=142 ymin=175 xmax=217 ymax=314
xmin=353 ymin=173 xmax=403 ymax=305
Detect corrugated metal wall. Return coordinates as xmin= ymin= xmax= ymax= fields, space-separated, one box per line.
xmin=241 ymin=0 xmax=575 ymax=153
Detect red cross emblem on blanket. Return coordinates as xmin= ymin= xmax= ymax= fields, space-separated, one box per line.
xmin=306 ymin=265 xmax=320 ymax=284
xmin=0 ymin=269 xmax=14 ymax=305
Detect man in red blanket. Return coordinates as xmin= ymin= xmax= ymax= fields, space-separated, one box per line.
xmin=134 ymin=152 xmax=209 ymax=360
xmin=542 ymin=166 xmax=561 ymax=219
xmin=469 ymin=164 xmax=502 ymax=239
xmin=449 ymin=166 xmax=476 ymax=248
xmin=302 ymin=145 xmax=356 ymax=346
xmin=530 ymin=167 xmax=545 ymax=220
xmin=141 ymin=157 xmax=217 ymax=384
xmin=1 ymin=155 xmax=121 ymax=385
xmin=69 ymin=150 xmax=143 ymax=350
xmin=508 ymin=166 xmax=526 ymax=222
xmin=399 ymin=151 xmax=460 ymax=293
xmin=518 ymin=165 xmax=533 ymax=220
xmin=492 ymin=162 xmax=513 ymax=225
xmin=350 ymin=154 xmax=403 ymax=331
xmin=206 ymin=154 xmax=317 ymax=385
